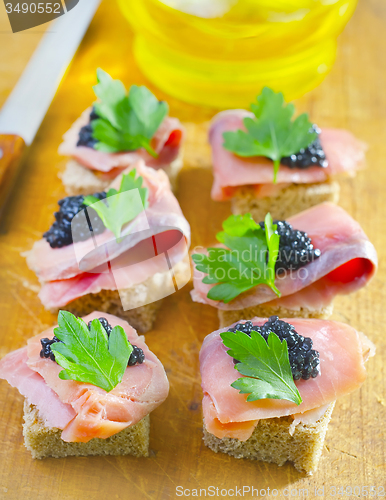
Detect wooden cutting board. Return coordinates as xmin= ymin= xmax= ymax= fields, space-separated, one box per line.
xmin=0 ymin=1 xmax=385 ymax=498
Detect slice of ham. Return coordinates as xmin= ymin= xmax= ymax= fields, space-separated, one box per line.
xmin=0 ymin=348 xmax=76 ymax=429
xmin=191 ymin=203 xmax=377 ymax=312
xmin=0 ymin=312 xmax=169 ymax=442
xmin=59 ymin=108 xmax=184 ymax=173
xmin=209 ymin=110 xmax=367 ymax=201
xmin=26 ymin=161 xmax=190 ymax=282
xmin=25 ymin=160 xmax=191 ymax=310
xmin=200 ymin=318 xmax=374 ymax=441
xmin=38 ymin=245 xmax=188 ymax=310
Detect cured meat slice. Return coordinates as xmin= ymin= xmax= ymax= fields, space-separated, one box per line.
xmin=26 ymin=162 xmax=189 ymax=282
xmin=59 ymin=108 xmax=184 ymax=173
xmin=25 ymin=161 xmax=191 ymax=311
xmin=191 ymin=203 xmax=377 ymax=312
xmin=0 ymin=347 xmax=75 ymax=429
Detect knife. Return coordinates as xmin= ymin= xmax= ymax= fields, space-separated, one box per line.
xmin=0 ymin=0 xmax=101 ymax=218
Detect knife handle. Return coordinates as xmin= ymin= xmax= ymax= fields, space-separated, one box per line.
xmin=0 ymin=134 xmax=26 ymax=217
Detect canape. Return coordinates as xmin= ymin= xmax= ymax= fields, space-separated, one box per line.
xmin=59 ymin=69 xmax=184 ymax=195
xmin=0 ymin=312 xmax=169 ymax=458
xmin=25 ymin=160 xmax=191 ymax=333
xmin=209 ymin=88 xmax=366 ymax=221
xmin=200 ymin=316 xmax=374 ymax=474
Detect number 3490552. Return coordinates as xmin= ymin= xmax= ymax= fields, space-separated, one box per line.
xmin=5 ymin=3 xmax=62 ymax=14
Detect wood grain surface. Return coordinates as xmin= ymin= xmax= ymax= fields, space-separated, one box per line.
xmin=0 ymin=1 xmax=385 ymax=499
xmin=0 ymin=134 xmax=26 ymax=217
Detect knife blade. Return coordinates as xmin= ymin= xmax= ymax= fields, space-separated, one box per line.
xmin=0 ymin=0 xmax=101 ymax=219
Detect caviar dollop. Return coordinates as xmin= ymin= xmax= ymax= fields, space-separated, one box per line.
xmin=77 ymin=107 xmax=99 ymax=148
xmin=40 ymin=317 xmax=145 ymax=367
xmin=281 ymin=125 xmax=328 ymax=170
xmin=259 ymin=219 xmax=321 ymax=274
xmin=40 ymin=336 xmax=63 ymax=362
xmin=43 ymin=191 xmax=107 ymax=248
xmin=229 ymin=316 xmax=320 ymax=381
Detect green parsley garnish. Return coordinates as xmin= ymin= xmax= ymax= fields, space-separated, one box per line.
xmin=91 ymin=68 xmax=168 ymax=157
xmin=191 ymin=212 xmax=281 ymax=303
xmin=83 ymin=168 xmax=148 ymax=242
xmin=51 ymin=311 xmax=133 ymax=392
xmin=222 ymin=87 xmax=317 ymax=182
xmin=220 ymin=329 xmax=302 ymax=405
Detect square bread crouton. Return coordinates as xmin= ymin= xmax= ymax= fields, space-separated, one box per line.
xmin=231 ymin=181 xmax=340 ymax=222
xmin=203 ymin=402 xmax=335 ymax=475
xmin=52 ymin=260 xmax=190 ymax=334
xmin=60 ymin=155 xmax=183 ymax=196
xmin=218 ymin=304 xmax=334 ymax=329
xmin=23 ymin=402 xmax=150 ymax=459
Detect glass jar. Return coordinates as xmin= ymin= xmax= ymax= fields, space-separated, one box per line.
xmin=117 ymin=0 xmax=357 ymax=108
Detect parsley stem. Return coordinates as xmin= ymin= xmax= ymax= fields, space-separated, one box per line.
xmin=269 ymin=282 xmax=281 ymax=297
xmin=140 ymin=139 xmax=159 ymax=158
xmin=273 ymin=159 xmax=280 ymax=183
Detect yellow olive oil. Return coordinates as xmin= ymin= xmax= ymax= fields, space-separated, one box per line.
xmin=117 ymin=0 xmax=357 ymax=108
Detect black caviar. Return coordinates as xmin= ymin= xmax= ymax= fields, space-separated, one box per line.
xmin=87 ymin=317 xmax=145 ymax=367
xmin=281 ymin=125 xmax=328 ymax=169
xmin=43 ymin=191 xmax=107 ymax=248
xmin=87 ymin=316 xmax=113 ymax=336
xmin=77 ymin=107 xmax=99 ymax=148
xmin=40 ymin=336 xmax=63 ymax=361
xmin=40 ymin=317 xmax=145 ymax=367
xmin=229 ymin=316 xmax=320 ymax=381
xmin=128 ymin=345 xmax=145 ymax=366
xmin=259 ymin=219 xmax=321 ymax=274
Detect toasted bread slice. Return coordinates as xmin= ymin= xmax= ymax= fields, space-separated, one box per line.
xmin=50 ymin=261 xmax=190 ymax=333
xmin=203 ymin=402 xmax=335 ymax=475
xmin=60 ymin=155 xmax=183 ymax=196
xmin=231 ymin=181 xmax=340 ymax=221
xmin=23 ymin=402 xmax=150 ymax=459
xmin=218 ymin=304 xmax=334 ymax=329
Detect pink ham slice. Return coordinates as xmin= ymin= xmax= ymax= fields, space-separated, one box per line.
xmin=0 ymin=312 xmax=169 ymax=442
xmin=25 ymin=160 xmax=191 ymax=310
xmin=26 ymin=161 xmax=190 ymax=283
xmin=59 ymin=108 xmax=184 ymax=173
xmin=191 ymin=202 xmax=377 ymax=312
xmin=38 ymin=237 xmax=188 ymax=310
xmin=209 ymin=110 xmax=367 ymax=201
xmin=200 ymin=318 xmax=374 ymax=441
xmin=0 ymin=348 xmax=76 ymax=429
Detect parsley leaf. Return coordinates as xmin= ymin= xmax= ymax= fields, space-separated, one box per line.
xmin=222 ymin=87 xmax=317 ymax=182
xmin=83 ymin=168 xmax=149 ymax=242
xmin=220 ymin=329 xmax=302 ymax=405
xmin=91 ymin=68 xmax=168 ymax=157
xmin=191 ymin=212 xmax=281 ymax=303
xmin=51 ymin=311 xmax=133 ymax=392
